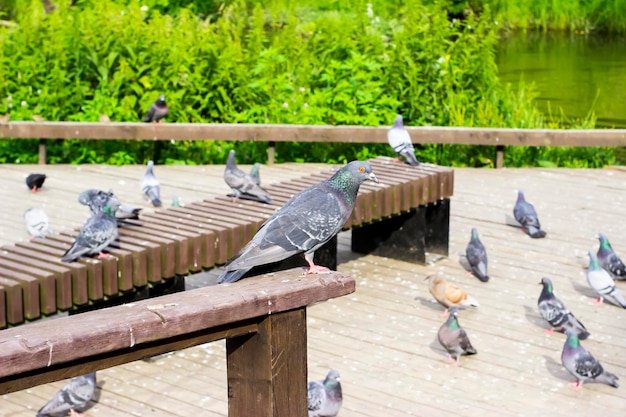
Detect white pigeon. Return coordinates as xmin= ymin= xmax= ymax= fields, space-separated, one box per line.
xmin=587 ymin=251 xmax=626 ymax=308
xmin=24 ymin=207 xmax=53 ymax=238
xmin=387 ymin=114 xmax=420 ymax=166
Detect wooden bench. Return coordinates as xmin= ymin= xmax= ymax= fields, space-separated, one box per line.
xmin=0 ymin=268 xmax=355 ymax=417
xmin=0 ymin=156 xmax=453 ymax=327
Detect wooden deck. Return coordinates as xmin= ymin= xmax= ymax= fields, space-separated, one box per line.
xmin=1 ymin=163 xmax=626 ymax=416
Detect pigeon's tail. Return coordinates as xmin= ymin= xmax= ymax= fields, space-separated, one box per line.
xmin=471 ymin=263 xmax=489 ymax=282
xmin=116 ymin=205 xmax=142 ymax=220
xmin=398 ymin=148 xmax=420 ymax=166
xmin=526 ymin=226 xmax=547 ymax=238
xmin=217 ymin=267 xmax=251 ymax=284
xmin=599 ymin=371 xmax=619 ymax=388
xmin=144 ymin=186 xmax=162 ymax=207
xmin=610 ymin=288 xmax=626 ymax=308
xmin=577 ymin=328 xmax=591 ymax=340
xmin=61 ymin=245 xmax=88 ymax=263
xmin=241 ymin=192 xmax=273 ymax=205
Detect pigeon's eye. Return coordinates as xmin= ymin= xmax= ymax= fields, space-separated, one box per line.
xmin=359 ymin=167 xmax=365 ymax=173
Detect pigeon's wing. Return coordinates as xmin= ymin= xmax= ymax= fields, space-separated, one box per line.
xmin=24 ymin=208 xmax=52 ymax=237
xmin=61 ymin=215 xmax=117 ymax=262
xmin=143 ymin=103 xmax=157 ymax=122
xmin=539 ymin=297 xmax=568 ymax=327
xmin=224 ymin=167 xmax=248 ymax=192
xmin=606 ymin=253 xmax=626 ymax=278
xmin=387 ymin=126 xmax=411 ymax=149
xmin=466 ymin=241 xmax=488 ymax=281
xmin=37 ymin=374 xmax=95 ymax=416
xmin=458 ymin=328 xmax=477 ymax=355
xmin=573 ymin=349 xmax=605 ymax=380
xmin=307 ymin=381 xmax=325 ymax=413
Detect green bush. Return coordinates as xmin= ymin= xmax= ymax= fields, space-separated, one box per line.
xmin=0 ymin=0 xmax=615 ymax=167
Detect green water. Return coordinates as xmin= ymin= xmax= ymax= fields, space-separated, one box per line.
xmin=496 ymin=32 xmax=626 ymax=128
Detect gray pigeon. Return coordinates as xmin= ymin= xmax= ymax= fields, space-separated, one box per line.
xmin=61 ymin=199 xmax=120 ymax=263
xmin=171 ymin=195 xmax=181 ymax=207
xmin=223 ymin=150 xmax=272 ymax=204
xmin=37 ymin=372 xmax=97 ymax=417
xmin=387 ymin=114 xmax=420 ymax=166
xmin=597 ymin=233 xmax=626 ymax=280
xmin=465 ymin=228 xmax=489 ymax=282
xmin=561 ymin=328 xmax=619 ymax=389
xmin=217 ymin=160 xmax=378 ymax=283
xmin=437 ymin=306 xmax=477 ymax=366
xmin=24 ymin=207 xmax=53 ymax=238
xmin=538 ymin=277 xmax=589 ymax=340
xmin=308 ymin=369 xmax=342 ymax=417
xmin=78 ymin=189 xmax=141 ymax=220
xmin=513 ymin=190 xmax=546 ymax=238
xmin=143 ymin=94 xmax=168 ymax=123
xmin=587 ymin=251 xmax=626 ymax=308
xmin=250 ymin=162 xmax=262 ymax=186
xmin=140 ymin=160 xmax=162 ymax=207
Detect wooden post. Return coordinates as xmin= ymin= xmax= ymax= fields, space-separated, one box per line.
xmin=495 ymin=145 xmax=505 ymax=169
xmin=38 ymin=139 xmax=46 ymax=165
xmin=226 ymin=308 xmax=308 ymax=417
xmin=267 ymin=141 xmax=276 ymax=165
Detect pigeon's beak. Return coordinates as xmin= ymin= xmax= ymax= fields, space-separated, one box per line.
xmin=368 ymin=172 xmax=379 ymax=183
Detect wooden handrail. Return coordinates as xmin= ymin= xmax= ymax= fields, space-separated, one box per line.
xmin=0 ymin=268 xmax=356 ymax=416
xmin=2 ymin=121 xmax=625 ymax=167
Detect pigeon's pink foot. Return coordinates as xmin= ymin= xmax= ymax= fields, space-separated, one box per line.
xmin=306 ymin=264 xmax=331 ymax=274
xmin=443 ymin=355 xmax=455 ymax=364
xmin=97 ymin=252 xmax=110 ymax=259
xmin=454 ymin=358 xmax=461 ymax=367
xmin=439 ymin=309 xmax=449 ymax=317
xmin=593 ymin=297 xmax=604 ymax=305
xmin=544 ymin=328 xmax=555 ymax=335
xmin=69 ymin=410 xmax=86 ymax=417
xmin=568 ymin=381 xmax=583 ymax=390
xmin=392 ymin=157 xmax=401 ymax=163
xmin=31 ymin=188 xmax=39 ymax=193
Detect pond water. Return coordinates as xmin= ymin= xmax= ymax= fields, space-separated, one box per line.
xmin=496 ymin=32 xmax=626 ymax=128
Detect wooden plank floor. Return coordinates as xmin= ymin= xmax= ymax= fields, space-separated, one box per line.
xmin=2 ymin=164 xmax=626 ymax=416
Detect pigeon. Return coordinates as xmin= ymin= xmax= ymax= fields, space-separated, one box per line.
xmin=143 ymin=94 xmax=168 ymax=123
xmin=465 ymin=228 xmax=489 ymax=282
xmin=26 ymin=173 xmax=46 ymax=192
xmin=437 ymin=306 xmax=477 ymax=366
xmin=586 ymin=251 xmax=626 ymax=308
xmin=597 ymin=233 xmax=626 ymax=280
xmin=387 ymin=114 xmax=420 ymax=166
xmin=37 ymin=372 xmax=97 ymax=417
xmin=61 ymin=199 xmax=120 ymax=263
xmin=223 ymin=150 xmax=273 ymax=204
xmin=513 ymin=190 xmax=546 ymax=238
xmin=24 ymin=207 xmax=53 ymax=238
xmin=561 ymin=328 xmax=619 ymax=390
xmin=217 ymin=160 xmax=378 ymax=283
xmin=424 ymin=274 xmax=479 ymax=314
xmin=307 ymin=369 xmax=342 ymax=417
xmin=538 ymin=277 xmax=589 ymax=340
xmin=171 ymin=195 xmax=181 ymax=207
xmin=140 ymin=160 xmax=162 ymax=207
xmin=250 ymin=162 xmax=262 ymax=186
xmin=78 ymin=189 xmax=142 ymax=220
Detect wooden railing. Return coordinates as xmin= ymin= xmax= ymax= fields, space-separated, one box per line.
xmin=0 ymin=268 xmax=355 ymax=417
xmin=2 ymin=121 xmax=626 ymax=168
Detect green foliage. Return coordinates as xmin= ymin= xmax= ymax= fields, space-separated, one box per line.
xmin=0 ymin=0 xmax=619 ymax=168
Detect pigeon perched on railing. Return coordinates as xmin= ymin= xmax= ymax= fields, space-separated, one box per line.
xmin=596 ymin=233 xmax=626 ymax=280
xmin=78 ymin=189 xmax=141 ymax=221
xmin=26 ymin=173 xmax=46 ymax=192
xmin=223 ymin=150 xmax=272 ymax=204
xmin=140 ymin=160 xmax=162 ymax=207
xmin=387 ymin=114 xmax=420 ymax=166
xmin=217 ymin=160 xmax=378 ymax=283
xmin=143 ymin=94 xmax=168 ymax=123
xmin=437 ymin=306 xmax=477 ymax=366
xmin=24 ymin=207 xmax=53 ymax=238
xmin=465 ymin=227 xmax=489 ymax=282
xmin=37 ymin=372 xmax=97 ymax=417
xmin=61 ymin=199 xmax=120 ymax=263
xmin=586 ymin=251 xmax=626 ymax=308
xmin=513 ymin=190 xmax=546 ymax=238
xmin=307 ymin=369 xmax=342 ymax=417
xmin=538 ymin=277 xmax=589 ymax=339
xmin=561 ymin=329 xmax=619 ymax=390
xmin=424 ymin=274 xmax=479 ymax=315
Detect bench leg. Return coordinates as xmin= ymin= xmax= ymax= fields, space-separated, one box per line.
xmin=351 ymin=198 xmax=450 ymax=264
xmin=226 ymin=308 xmax=308 ymax=417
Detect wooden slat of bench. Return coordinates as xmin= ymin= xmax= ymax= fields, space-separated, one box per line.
xmin=119 ymin=223 xmax=188 ymax=276
xmin=0 ymin=246 xmax=85 ymax=307
xmin=39 ymin=236 xmax=105 ymax=301
xmin=0 ymin=278 xmax=23 ymax=325
xmin=211 ymin=197 xmax=278 ymax=218
xmin=185 ymin=203 xmax=260 ymax=244
xmin=178 ymin=205 xmax=248 ymax=254
xmin=138 ymin=214 xmax=205 ymax=272
xmin=0 ymin=286 xmax=5 ymax=329
xmin=0 ymin=262 xmax=55 ymax=316
xmin=0 ymin=270 xmax=39 ymax=320
xmin=107 ymin=238 xmax=148 ymax=289
xmin=115 ymin=226 xmax=177 ymax=279
xmin=115 ymin=235 xmax=161 ymax=284
xmin=200 ymin=200 xmax=273 ymax=228
xmin=368 ymin=159 xmax=424 ymax=211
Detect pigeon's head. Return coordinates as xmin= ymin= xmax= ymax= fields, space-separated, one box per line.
xmin=393 ymin=114 xmax=403 ymax=128
xmin=157 ymin=94 xmax=166 ymax=105
xmin=448 ymin=306 xmax=460 ymax=317
xmin=251 ymin=163 xmax=260 ymax=175
xmin=539 ymin=277 xmax=553 ymax=292
xmin=344 ymin=161 xmax=378 ymax=184
xmin=564 ymin=328 xmax=581 ymax=346
xmin=103 ymin=198 xmax=121 ymax=215
xmin=326 ymin=369 xmax=341 ymax=381
xmin=470 ymin=227 xmax=479 ymax=239
xmin=597 ymin=233 xmax=611 ymax=249
xmin=516 ymin=189 xmax=525 ymax=201
xmin=226 ymin=150 xmax=237 ymax=166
